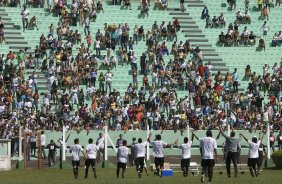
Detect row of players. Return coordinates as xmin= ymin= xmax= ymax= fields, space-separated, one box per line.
xmin=70 ymin=127 xmax=263 ymax=183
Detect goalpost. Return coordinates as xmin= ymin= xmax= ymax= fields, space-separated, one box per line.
xmin=22 ymin=132 xmax=42 ymax=169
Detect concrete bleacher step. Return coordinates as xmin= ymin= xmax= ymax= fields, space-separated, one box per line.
xmin=185 ymin=34 xmax=206 ymax=38
xmin=186 ymin=0 xmax=204 ymax=3
xmin=181 ymin=25 xmax=200 ymax=29
xmin=168 ymin=9 xmax=188 ymax=13
xmin=191 ymin=44 xmax=212 ymax=47
xmin=188 ymin=39 xmax=209 ymax=42
xmin=5 ymin=36 xmax=25 ymax=39
xmin=178 ymin=21 xmax=196 ymax=24
xmin=9 ymin=46 xmax=31 ymax=50
xmin=6 ymin=41 xmax=28 ymax=44
xmin=173 ymin=16 xmax=193 ymax=20
xmin=182 ymin=29 xmax=202 ymax=33
xmin=188 ymin=4 xmax=205 ymax=7
xmin=207 ymin=62 xmax=226 ymax=66
xmin=203 ymin=53 xmax=219 ymax=56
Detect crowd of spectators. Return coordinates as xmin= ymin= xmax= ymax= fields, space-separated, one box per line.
xmin=0 ymin=0 xmax=282 ymax=157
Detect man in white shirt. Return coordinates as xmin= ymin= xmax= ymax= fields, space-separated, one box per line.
xmin=84 ymin=138 xmax=99 ymax=179
xmin=133 ymin=138 xmax=147 ymax=178
xmin=40 ymin=131 xmax=46 ymax=159
xmin=21 ymin=5 xmax=29 ymax=31
xmin=96 ymin=133 xmax=105 ymax=162
xmin=178 ymin=134 xmax=195 ymax=177
xmin=117 ymin=140 xmax=129 ymax=178
xmin=105 ymin=70 xmax=113 ymax=93
xmin=240 ymin=132 xmax=262 ymax=177
xmin=70 ymin=138 xmax=85 ymax=179
xmin=147 ymin=134 xmax=177 ymax=177
xmin=199 ymin=130 xmax=217 ymax=184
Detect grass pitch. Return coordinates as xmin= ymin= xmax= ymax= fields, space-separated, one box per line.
xmin=0 ymin=168 xmax=281 ymax=184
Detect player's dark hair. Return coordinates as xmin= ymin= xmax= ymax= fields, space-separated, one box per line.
xmin=230 ymin=132 xmax=235 ymax=137
xmin=123 ymin=140 xmax=127 ymax=146
xmin=41 ymin=131 xmax=44 ymax=134
xmin=74 ymin=138 xmax=79 ymax=144
xmin=252 ymin=137 xmax=258 ymax=143
xmin=138 ymin=138 xmax=142 ymax=143
xmin=206 ymin=130 xmax=212 ymax=137
xmin=156 ymin=134 xmax=161 ymax=140
xmin=184 ymin=137 xmax=188 ymax=143
xmin=88 ymin=138 xmax=93 ymax=144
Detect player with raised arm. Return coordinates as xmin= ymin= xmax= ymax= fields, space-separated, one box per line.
xmin=70 ymin=138 xmax=85 ymax=179
xmin=117 ymin=140 xmax=129 ymax=178
xmin=240 ymin=131 xmax=262 ymax=177
xmin=177 ymin=132 xmax=195 ymax=177
xmin=219 ymin=126 xmax=241 ymax=178
xmin=133 ymin=138 xmax=147 ymax=178
xmin=147 ymin=134 xmax=178 ymax=177
xmin=199 ymin=130 xmax=218 ymax=184
xmin=84 ymin=138 xmax=99 ymax=179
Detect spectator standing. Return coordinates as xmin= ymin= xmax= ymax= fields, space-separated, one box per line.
xmin=261 ymin=21 xmax=269 ymax=39
xmin=232 ymin=68 xmax=239 ymax=93
xmin=21 ymin=5 xmax=29 ymax=32
xmin=96 ymin=133 xmax=105 ymax=162
xmin=40 ymin=131 xmax=46 ymax=159
xmin=277 ymin=131 xmax=282 ymax=150
xmin=46 ymin=140 xmax=59 ymax=167
xmin=116 ymin=134 xmax=124 ymax=147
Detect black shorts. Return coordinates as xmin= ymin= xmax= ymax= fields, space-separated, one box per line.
xmin=257 ymin=156 xmax=263 ymax=167
xmin=201 ymin=159 xmax=215 ymax=167
xmin=248 ymin=158 xmax=258 ymax=167
xmin=135 ymin=157 xmax=145 ymax=166
xmin=117 ymin=162 xmax=127 ymax=169
xmin=85 ymin=159 xmax=96 ymax=167
xmin=72 ymin=160 xmax=80 ymax=167
xmin=181 ymin=158 xmax=191 ymax=169
xmin=155 ymin=157 xmax=164 ymax=167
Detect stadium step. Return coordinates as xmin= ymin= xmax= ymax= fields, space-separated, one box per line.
xmin=191 ymin=44 xmax=213 ymax=47
xmin=185 ymin=34 xmax=206 ymax=38
xmin=173 ymin=17 xmax=193 ymax=20
xmin=188 ymin=4 xmax=205 ymax=7
xmin=181 ymin=25 xmax=200 ymax=29
xmin=188 ymin=39 xmax=209 ymax=42
xmin=182 ymin=29 xmax=202 ymax=33
xmin=168 ymin=9 xmax=188 ymax=13
xmin=178 ymin=21 xmax=196 ymax=24
xmin=6 ymin=41 xmax=28 ymax=44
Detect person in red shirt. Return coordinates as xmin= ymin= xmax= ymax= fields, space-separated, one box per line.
xmin=198 ymin=65 xmax=206 ymax=77
xmin=7 ymin=51 xmax=14 ymax=61
xmin=269 ymin=94 xmax=276 ymax=106
xmin=194 ymin=94 xmax=201 ymax=107
xmin=213 ymin=82 xmax=223 ymax=94
xmin=173 ymin=18 xmax=180 ymax=32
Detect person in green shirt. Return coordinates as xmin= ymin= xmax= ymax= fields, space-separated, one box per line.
xmin=17 ymin=49 xmax=25 ymax=70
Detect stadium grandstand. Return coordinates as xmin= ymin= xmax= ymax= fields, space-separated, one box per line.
xmin=0 ymin=0 xmax=282 ymax=178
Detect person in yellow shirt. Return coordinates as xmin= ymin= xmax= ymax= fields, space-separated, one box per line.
xmin=258 ymin=0 xmax=263 ymax=9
